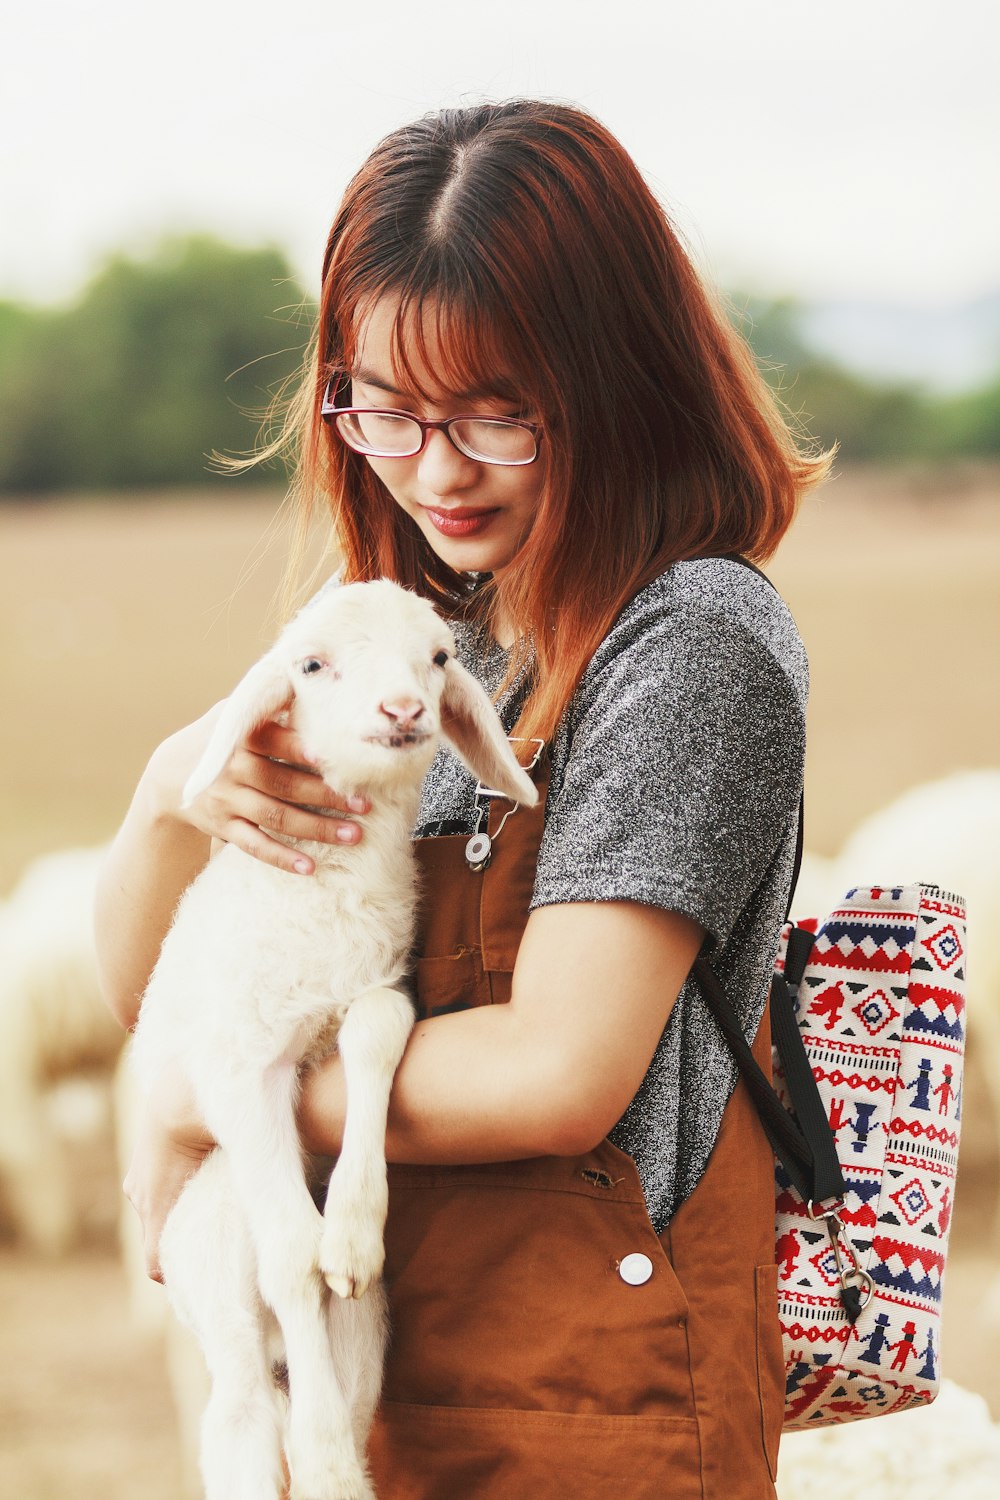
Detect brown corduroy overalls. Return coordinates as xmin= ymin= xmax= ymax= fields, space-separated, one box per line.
xmin=368 ymin=770 xmax=784 ymax=1499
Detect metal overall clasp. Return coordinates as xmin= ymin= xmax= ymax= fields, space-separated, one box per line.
xmin=464 ymin=737 xmax=545 ymax=873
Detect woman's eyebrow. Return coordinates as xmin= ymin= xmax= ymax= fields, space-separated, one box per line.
xmin=352 ymin=366 xmax=406 ymax=397
xmin=350 ymin=365 xmax=513 ymax=405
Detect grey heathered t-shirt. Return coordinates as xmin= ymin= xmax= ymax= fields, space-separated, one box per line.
xmin=414 ymin=555 xmax=808 ymax=1232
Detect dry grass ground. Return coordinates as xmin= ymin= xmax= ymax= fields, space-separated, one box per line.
xmin=0 ymin=466 xmax=997 ymax=1496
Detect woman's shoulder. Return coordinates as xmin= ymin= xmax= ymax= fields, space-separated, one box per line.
xmin=582 ymin=556 xmax=808 ymax=716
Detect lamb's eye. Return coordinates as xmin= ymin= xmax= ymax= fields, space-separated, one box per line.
xmin=301 ymin=658 xmax=324 ymax=675
xmin=433 ymin=650 xmax=449 ymax=668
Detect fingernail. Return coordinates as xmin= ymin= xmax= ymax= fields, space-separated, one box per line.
xmin=294 ymin=858 xmax=312 ymax=874
xmin=347 ymin=795 xmax=368 ymax=813
xmin=336 ymin=823 xmax=359 ymax=843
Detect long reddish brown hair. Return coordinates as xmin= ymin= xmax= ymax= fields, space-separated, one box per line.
xmin=284 ymin=100 xmax=830 ymax=742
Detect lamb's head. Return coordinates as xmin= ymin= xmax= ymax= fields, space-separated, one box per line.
xmin=182 ymin=580 xmax=538 ymax=809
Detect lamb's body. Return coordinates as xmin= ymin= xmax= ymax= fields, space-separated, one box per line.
xmin=135 ymin=800 xmax=416 ymax=1084
xmin=128 ymin=581 xmax=537 ymax=1500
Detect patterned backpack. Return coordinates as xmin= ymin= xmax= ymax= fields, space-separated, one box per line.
xmin=696 ymin=873 xmax=967 ymax=1430
xmin=771 ymin=884 xmax=966 ymax=1427
xmin=695 ymin=559 xmax=967 ymax=1428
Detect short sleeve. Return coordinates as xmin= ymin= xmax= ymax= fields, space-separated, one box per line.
xmin=531 ymin=599 xmax=806 ymax=950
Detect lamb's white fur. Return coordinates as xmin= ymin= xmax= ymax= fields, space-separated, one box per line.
xmin=129 ymin=579 xmax=537 ymax=1500
xmin=0 ymin=845 xmax=123 ymax=1254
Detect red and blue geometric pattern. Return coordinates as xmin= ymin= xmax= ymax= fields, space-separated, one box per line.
xmin=772 ymin=882 xmax=966 ymax=1429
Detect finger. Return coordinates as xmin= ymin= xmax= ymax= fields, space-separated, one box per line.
xmin=219 ymin=816 xmax=358 ymax=875
xmin=144 ymin=1243 xmax=164 ymax=1284
xmin=246 ymin=719 xmax=314 ymax=768
xmin=239 ymin=753 xmax=368 ymax=815
xmin=245 ymin=796 xmax=364 ymax=848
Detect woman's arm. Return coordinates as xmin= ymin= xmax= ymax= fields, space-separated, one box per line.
xmin=299 ymin=899 xmax=705 ymax=1162
xmin=94 ymin=730 xmax=213 ymax=1030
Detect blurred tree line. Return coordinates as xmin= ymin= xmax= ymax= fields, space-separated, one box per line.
xmin=735 ymin=296 xmax=1000 ymax=464
xmin=0 ymin=236 xmax=312 ymax=494
xmin=0 ymin=236 xmax=997 ymax=495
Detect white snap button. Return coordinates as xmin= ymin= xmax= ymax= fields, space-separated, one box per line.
xmin=618 ymin=1253 xmax=653 ymax=1286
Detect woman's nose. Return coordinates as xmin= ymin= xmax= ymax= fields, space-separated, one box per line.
xmin=416 ymin=428 xmax=478 ymax=493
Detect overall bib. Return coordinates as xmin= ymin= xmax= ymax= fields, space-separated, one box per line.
xmin=368 ymin=771 xmax=784 ymax=1499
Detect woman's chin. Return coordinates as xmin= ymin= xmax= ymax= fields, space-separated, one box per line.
xmin=426 ymin=535 xmax=515 ymax=576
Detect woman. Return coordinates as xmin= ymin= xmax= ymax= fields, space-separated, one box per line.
xmin=97 ymin=100 xmax=829 ymax=1498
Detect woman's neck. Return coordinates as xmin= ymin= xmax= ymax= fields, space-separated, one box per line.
xmin=491 ymin=603 xmax=517 ymax=650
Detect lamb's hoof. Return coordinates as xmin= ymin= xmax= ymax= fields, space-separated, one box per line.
xmin=288 ymin=1446 xmax=374 ymax=1500
xmin=320 ymin=1221 xmax=384 ymax=1301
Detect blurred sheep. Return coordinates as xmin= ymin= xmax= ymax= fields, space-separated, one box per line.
xmin=777 ymin=1379 xmax=1000 ymax=1497
xmin=0 ymin=845 xmax=125 ymax=1254
xmin=791 ymin=769 xmax=1000 ymax=940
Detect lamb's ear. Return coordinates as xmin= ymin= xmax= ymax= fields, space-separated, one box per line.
xmin=181 ymin=653 xmax=293 ymax=807
xmin=440 ymin=660 xmax=538 ymax=807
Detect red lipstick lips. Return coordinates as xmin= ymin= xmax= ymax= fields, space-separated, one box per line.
xmin=424 ymin=506 xmax=499 ymax=537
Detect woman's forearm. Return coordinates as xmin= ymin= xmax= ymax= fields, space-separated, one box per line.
xmin=94 ymin=741 xmax=211 ymax=1030
xmin=298 ymin=901 xmax=702 ymax=1167
xmin=300 ymin=1002 xmax=587 ymax=1165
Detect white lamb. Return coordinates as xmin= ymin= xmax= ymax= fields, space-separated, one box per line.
xmin=129 ymin=579 xmax=537 ymax=1500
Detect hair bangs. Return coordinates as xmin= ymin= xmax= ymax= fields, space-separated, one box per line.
xmin=393 ymin=285 xmax=525 ymax=408
xmin=334 ymin=272 xmax=536 ymax=417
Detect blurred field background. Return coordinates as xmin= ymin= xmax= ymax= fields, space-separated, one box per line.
xmin=3 ymin=2 xmax=1000 ymax=1494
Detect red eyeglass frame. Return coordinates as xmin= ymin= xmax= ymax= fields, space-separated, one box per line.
xmin=319 ymin=376 xmax=544 ymax=466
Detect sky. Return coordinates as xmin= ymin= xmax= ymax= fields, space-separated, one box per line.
xmin=2 ymin=0 xmax=998 ymax=312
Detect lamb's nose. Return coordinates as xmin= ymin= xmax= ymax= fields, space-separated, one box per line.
xmin=380 ymin=698 xmax=425 ymax=731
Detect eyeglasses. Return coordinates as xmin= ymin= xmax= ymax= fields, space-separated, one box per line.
xmin=320 ymin=377 xmax=543 ymax=467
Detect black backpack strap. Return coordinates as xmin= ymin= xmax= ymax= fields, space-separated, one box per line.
xmin=693 ymin=950 xmax=846 ymax=1205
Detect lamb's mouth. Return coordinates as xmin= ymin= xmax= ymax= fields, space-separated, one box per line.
xmin=364 ymin=732 xmax=432 ymax=750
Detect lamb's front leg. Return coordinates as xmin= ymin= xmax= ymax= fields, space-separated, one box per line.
xmin=320 ymin=986 xmax=414 ymax=1301
xmin=209 ymin=1064 xmax=372 ymax=1500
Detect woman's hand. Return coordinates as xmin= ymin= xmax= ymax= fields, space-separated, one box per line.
xmin=123 ymin=1064 xmax=216 ymax=1282
xmin=146 ymin=703 xmax=369 ymax=877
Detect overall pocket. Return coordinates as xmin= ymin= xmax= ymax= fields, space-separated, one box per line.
xmin=383 ymin=1148 xmax=695 ymax=1421
xmin=370 ymin=1401 xmax=702 ymax=1500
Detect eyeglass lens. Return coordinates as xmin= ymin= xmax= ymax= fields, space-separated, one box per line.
xmin=336 ymin=410 xmax=536 ymax=465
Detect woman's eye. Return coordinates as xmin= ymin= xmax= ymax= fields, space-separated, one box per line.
xmin=433 ymin=650 xmax=449 ymax=668
xmin=301 ymin=658 xmax=324 ymax=675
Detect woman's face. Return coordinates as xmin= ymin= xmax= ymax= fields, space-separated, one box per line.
xmin=349 ymin=297 xmax=546 ymax=579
